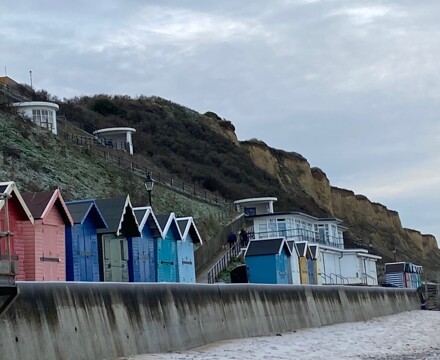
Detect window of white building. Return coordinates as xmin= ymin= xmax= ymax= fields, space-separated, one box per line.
xmin=277 ymin=219 xmax=287 ymax=237
xmin=258 ymin=223 xmax=268 ymax=239
xmin=268 ymin=219 xmax=277 ymax=237
xmin=32 ymin=109 xmax=54 ymax=130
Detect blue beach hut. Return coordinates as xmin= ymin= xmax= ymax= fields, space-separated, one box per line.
xmin=245 ymin=238 xmax=292 ymax=284
xmin=130 ymin=206 xmax=162 ymax=282
xmin=155 ymin=213 xmax=181 ymax=282
xmin=176 ymin=217 xmax=203 ymax=283
xmin=65 ymin=200 xmax=107 ymax=282
xmin=95 ymin=195 xmax=140 ymax=282
xmin=308 ymin=243 xmax=319 ymax=285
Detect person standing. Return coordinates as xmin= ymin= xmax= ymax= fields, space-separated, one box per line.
xmin=227 ymin=231 xmax=237 ymax=249
xmin=240 ymin=228 xmax=248 ymax=247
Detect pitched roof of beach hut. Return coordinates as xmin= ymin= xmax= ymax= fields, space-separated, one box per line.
xmin=0 ymin=181 xmax=34 ymax=224
xmin=133 ymin=206 xmax=162 ymax=238
xmin=176 ymin=217 xmax=203 ymax=244
xmin=22 ymin=188 xmax=73 ymax=225
xmin=95 ymin=195 xmax=140 ymax=237
xmin=65 ymin=200 xmax=107 ymax=228
xmin=245 ymin=237 xmax=291 ymax=257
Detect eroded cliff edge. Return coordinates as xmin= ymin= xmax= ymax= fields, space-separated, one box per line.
xmin=241 ymin=139 xmax=440 ymax=279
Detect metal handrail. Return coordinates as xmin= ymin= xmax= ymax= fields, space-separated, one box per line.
xmin=361 ymin=272 xmax=377 ymax=285
xmin=207 ymin=242 xmax=242 ymax=284
xmin=330 ymin=273 xmax=349 ymax=285
xmin=321 ymin=273 xmax=334 ymax=285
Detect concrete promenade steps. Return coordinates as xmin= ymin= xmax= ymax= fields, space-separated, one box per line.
xmin=0 ymin=282 xmax=420 ymax=360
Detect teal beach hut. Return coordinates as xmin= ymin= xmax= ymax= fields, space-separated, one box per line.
xmin=156 ymin=213 xmax=181 ymax=282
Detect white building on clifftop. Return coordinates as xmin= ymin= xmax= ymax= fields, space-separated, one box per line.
xmin=13 ymin=101 xmax=59 ymax=135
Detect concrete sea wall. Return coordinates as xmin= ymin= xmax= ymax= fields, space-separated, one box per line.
xmin=0 ymin=282 xmax=419 ymax=360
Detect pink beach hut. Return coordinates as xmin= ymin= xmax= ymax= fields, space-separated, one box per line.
xmin=0 ymin=181 xmax=34 ymax=281
xmin=21 ymin=189 xmax=73 ymax=281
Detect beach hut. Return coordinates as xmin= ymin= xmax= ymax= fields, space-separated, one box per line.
xmin=130 ymin=206 xmax=162 ymax=282
xmin=176 ymin=217 xmax=203 ymax=283
xmin=308 ymin=244 xmax=319 ymax=285
xmin=95 ymin=195 xmax=140 ymax=282
xmin=287 ymin=240 xmax=301 ymax=285
xmin=384 ymin=262 xmax=423 ymax=289
xmin=21 ymin=189 xmax=73 ymax=281
xmin=65 ymin=200 xmax=107 ymax=281
xmin=296 ymin=241 xmax=313 ymax=284
xmin=245 ymin=238 xmax=292 ymax=284
xmin=155 ymin=213 xmax=181 ymax=282
xmin=0 ymin=181 xmax=34 ymax=281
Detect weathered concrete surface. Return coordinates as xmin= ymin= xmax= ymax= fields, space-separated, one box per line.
xmin=0 ymin=282 xmax=419 ymax=360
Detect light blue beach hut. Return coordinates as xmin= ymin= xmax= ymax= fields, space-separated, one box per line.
xmin=176 ymin=217 xmax=203 ymax=283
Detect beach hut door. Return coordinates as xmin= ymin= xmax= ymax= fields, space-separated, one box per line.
xmin=103 ymin=235 xmax=129 ymax=282
xmin=42 ymin=225 xmax=59 ymax=281
xmin=157 ymin=239 xmax=176 ymax=282
xmin=138 ymin=239 xmax=150 ymax=282
xmin=277 ymin=253 xmax=288 ymax=284
xmin=308 ymin=259 xmax=316 ymax=284
xmin=80 ymin=227 xmax=96 ymax=281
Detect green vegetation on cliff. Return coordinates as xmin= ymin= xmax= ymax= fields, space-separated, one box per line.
xmin=0 ymin=105 xmax=225 ymax=241
xmin=2 ymin=89 xmax=440 ymax=280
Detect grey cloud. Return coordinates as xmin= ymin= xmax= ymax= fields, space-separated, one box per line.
xmin=2 ymin=0 xmax=440 ymax=241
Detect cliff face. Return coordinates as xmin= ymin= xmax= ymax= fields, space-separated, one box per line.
xmin=49 ymin=94 xmax=440 ymax=278
xmin=241 ymin=140 xmax=440 ymax=279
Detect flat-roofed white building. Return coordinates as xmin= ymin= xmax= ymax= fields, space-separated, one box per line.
xmin=93 ymin=127 xmax=136 ymax=155
xmin=236 ymin=196 xmax=381 ymax=286
xmin=13 ymin=101 xmax=59 ymax=135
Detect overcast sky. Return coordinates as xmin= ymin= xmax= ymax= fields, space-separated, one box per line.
xmin=2 ymin=1 xmax=440 ymax=244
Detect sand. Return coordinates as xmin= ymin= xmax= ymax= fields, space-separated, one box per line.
xmin=127 ymin=311 xmax=440 ymax=359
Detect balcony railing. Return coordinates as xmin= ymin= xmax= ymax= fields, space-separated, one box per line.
xmin=248 ymin=229 xmax=345 ymax=249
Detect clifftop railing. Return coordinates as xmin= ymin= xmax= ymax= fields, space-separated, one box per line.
xmin=61 ymin=131 xmax=229 ymax=207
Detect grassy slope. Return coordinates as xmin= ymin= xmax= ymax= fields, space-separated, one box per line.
xmin=0 ymin=109 xmax=225 ymax=241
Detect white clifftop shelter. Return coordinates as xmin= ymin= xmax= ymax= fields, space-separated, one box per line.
xmin=13 ymin=101 xmax=59 ymax=135
xmin=93 ymin=127 xmax=136 ymax=155
xmin=234 ymin=197 xmax=278 ymax=215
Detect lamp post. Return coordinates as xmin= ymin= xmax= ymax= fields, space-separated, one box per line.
xmin=392 ymin=245 xmax=397 ymax=262
xmin=144 ymin=173 xmax=155 ymax=207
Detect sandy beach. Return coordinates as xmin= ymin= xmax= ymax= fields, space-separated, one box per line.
xmin=127 ymin=311 xmax=440 ymax=360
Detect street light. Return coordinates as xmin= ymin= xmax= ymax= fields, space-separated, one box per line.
xmin=144 ymin=173 xmax=155 ymax=206
xmin=368 ymin=239 xmax=373 ymax=253
xmin=392 ymin=245 xmax=397 ymax=262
